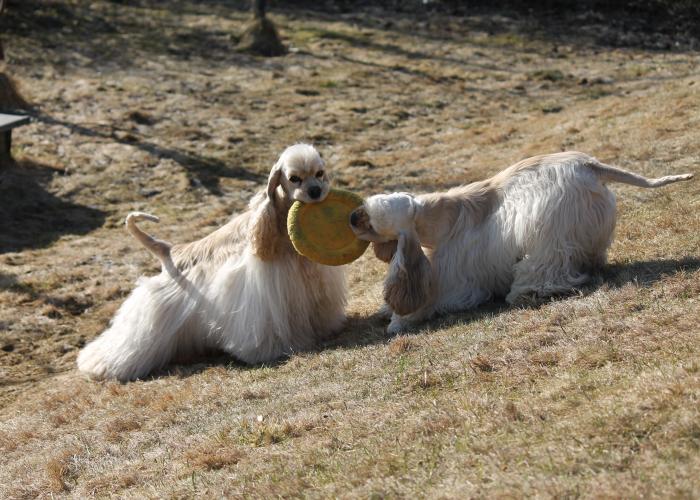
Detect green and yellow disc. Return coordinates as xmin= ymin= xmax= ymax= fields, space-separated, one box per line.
xmin=287 ymin=189 xmax=369 ymax=266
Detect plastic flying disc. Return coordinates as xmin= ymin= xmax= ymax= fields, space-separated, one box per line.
xmin=287 ymin=189 xmax=369 ymax=266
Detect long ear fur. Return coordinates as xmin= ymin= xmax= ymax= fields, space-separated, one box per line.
xmin=383 ymin=229 xmax=432 ymax=316
xmin=252 ymin=160 xmax=287 ymax=261
xmin=373 ymin=240 xmax=398 ymax=263
xmin=267 ymin=159 xmax=283 ymax=200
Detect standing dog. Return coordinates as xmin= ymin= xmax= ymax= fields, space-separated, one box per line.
xmin=349 ymin=151 xmax=693 ymax=333
xmin=78 ymin=144 xmax=346 ymax=381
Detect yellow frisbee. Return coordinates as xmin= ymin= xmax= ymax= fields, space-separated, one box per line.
xmin=287 ymin=189 xmax=369 ymax=266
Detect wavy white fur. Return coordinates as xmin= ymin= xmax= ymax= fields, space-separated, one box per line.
xmin=77 ymin=144 xmax=346 ymax=381
xmin=350 ymin=151 xmax=693 ymax=333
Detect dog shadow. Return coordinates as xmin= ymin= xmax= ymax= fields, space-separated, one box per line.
xmin=0 ymin=160 xmax=106 ymax=253
xmin=323 ymin=255 xmax=700 ymax=348
xmin=135 ymin=255 xmax=700 ymax=381
xmin=600 ymin=256 xmax=700 ymax=288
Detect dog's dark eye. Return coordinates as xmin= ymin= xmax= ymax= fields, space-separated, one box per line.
xmin=316 ymin=170 xmax=324 ymax=178
xmin=289 ymin=175 xmax=302 ymax=184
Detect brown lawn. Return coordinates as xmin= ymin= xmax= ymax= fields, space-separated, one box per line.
xmin=1 ymin=1 xmax=698 ymax=497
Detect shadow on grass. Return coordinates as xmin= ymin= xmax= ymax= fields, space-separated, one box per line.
xmin=2 ymin=0 xmax=257 ymax=69
xmin=297 ymin=28 xmax=518 ymax=82
xmin=325 ymin=255 xmax=700 ymax=344
xmin=6 ymin=0 xmax=698 ymax=79
xmin=0 ymin=160 xmax=106 ymax=253
xmin=94 ymin=257 xmax=700 ymax=383
xmin=602 ymin=257 xmax=700 ymax=287
xmin=281 ymin=1 xmax=699 ymax=52
xmin=36 ymin=113 xmax=264 ymax=195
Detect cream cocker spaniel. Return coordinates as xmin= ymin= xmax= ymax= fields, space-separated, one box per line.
xmin=78 ymin=144 xmax=346 ymax=381
xmin=350 ymin=151 xmax=692 ymax=333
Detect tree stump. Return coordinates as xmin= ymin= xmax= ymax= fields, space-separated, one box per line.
xmin=236 ymin=0 xmax=286 ymax=57
xmin=0 ymin=72 xmax=30 ymax=111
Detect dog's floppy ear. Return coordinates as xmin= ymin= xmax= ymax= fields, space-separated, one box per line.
xmin=383 ymin=229 xmax=432 ymax=316
xmin=373 ymin=240 xmax=398 ymax=263
xmin=253 ymin=160 xmax=286 ymax=261
xmin=267 ymin=159 xmax=283 ymax=200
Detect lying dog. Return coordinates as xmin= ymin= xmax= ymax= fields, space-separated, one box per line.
xmin=78 ymin=144 xmax=346 ymax=381
xmin=349 ymin=151 xmax=693 ymax=333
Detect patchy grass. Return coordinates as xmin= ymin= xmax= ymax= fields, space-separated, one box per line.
xmin=1 ymin=0 xmax=699 ymax=497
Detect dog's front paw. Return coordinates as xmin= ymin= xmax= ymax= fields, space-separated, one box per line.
xmin=76 ymin=341 xmax=111 ymax=380
xmin=387 ymin=315 xmax=409 ymax=335
xmin=506 ymin=290 xmax=541 ymax=308
xmin=376 ymin=303 xmax=393 ymax=320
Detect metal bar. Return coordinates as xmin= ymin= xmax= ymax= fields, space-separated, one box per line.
xmin=0 ymin=129 xmax=12 ymax=167
xmin=0 ymin=113 xmax=30 ymax=132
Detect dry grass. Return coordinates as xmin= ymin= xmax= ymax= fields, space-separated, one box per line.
xmin=45 ymin=449 xmax=78 ymax=494
xmin=184 ymin=441 xmax=244 ymax=470
xmin=1 ymin=0 xmax=699 ymax=497
xmin=388 ymin=335 xmax=416 ymax=355
xmin=470 ymin=354 xmax=497 ymax=373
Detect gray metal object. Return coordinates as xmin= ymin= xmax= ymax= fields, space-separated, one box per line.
xmin=0 ymin=113 xmax=30 ymax=167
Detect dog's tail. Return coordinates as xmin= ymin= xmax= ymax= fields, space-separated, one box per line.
xmin=592 ymin=161 xmax=693 ymax=188
xmin=125 ymin=212 xmax=177 ymax=274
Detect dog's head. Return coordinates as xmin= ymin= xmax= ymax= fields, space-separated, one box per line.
xmin=267 ymin=144 xmax=330 ymax=204
xmin=350 ymin=193 xmax=432 ymax=316
xmin=349 ymin=192 xmax=417 ymax=243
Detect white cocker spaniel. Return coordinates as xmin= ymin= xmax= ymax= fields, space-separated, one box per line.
xmin=78 ymin=144 xmax=346 ymax=381
xmin=349 ymin=151 xmax=692 ymax=333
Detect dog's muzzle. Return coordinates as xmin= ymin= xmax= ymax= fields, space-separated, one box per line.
xmin=350 ymin=210 xmax=359 ymax=227
xmin=349 ymin=207 xmax=370 ymax=230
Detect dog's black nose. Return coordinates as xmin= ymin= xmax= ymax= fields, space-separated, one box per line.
xmin=308 ymin=186 xmax=322 ymax=199
xmin=350 ymin=211 xmax=359 ymax=227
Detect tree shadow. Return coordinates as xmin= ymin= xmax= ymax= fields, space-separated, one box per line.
xmin=2 ymin=0 xmax=260 ymax=70
xmin=36 ymin=113 xmax=264 ymax=195
xmin=278 ymin=1 xmax=699 ymax=52
xmin=281 ymin=6 xmax=700 ymax=104
xmin=296 ymin=28 xmax=519 ymax=78
xmin=5 ymin=0 xmax=698 ymax=77
xmin=0 ymin=159 xmax=106 ymax=253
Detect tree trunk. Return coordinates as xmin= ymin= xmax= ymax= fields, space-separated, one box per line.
xmin=252 ymin=0 xmax=266 ymax=19
xmin=1 ymin=0 xmax=6 ymax=60
xmin=237 ymin=0 xmax=286 ymax=57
